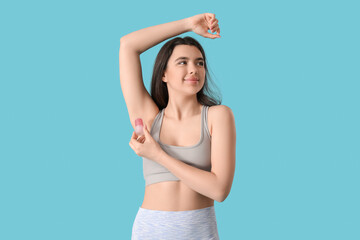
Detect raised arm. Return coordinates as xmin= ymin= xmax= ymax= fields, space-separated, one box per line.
xmin=119 ymin=14 xmax=220 ymax=130
xmin=120 ymin=17 xmax=191 ymax=54
xmin=119 ymin=17 xmax=191 ymax=130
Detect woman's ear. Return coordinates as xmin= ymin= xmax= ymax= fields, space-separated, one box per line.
xmin=162 ymin=73 xmax=167 ymax=83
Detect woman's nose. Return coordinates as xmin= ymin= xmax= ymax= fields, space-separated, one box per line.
xmin=188 ymin=62 xmax=198 ymax=73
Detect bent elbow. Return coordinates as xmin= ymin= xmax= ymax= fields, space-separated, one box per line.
xmin=217 ymin=195 xmax=226 ymax=203
xmin=120 ymin=37 xmax=131 ymax=49
xmin=120 ymin=36 xmax=127 ymax=45
xmin=217 ymin=189 xmax=230 ymax=202
xmin=216 ymin=190 xmax=227 ymax=203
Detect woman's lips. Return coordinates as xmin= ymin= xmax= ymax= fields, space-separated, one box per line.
xmin=184 ymin=78 xmax=199 ymax=82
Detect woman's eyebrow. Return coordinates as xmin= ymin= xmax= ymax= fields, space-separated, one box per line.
xmin=174 ymin=57 xmax=204 ymax=62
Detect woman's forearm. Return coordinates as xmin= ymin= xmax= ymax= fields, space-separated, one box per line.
xmin=120 ymin=17 xmax=192 ymax=54
xmin=157 ymin=150 xmax=225 ymax=202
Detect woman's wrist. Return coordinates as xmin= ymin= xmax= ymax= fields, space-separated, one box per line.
xmin=156 ymin=148 xmax=167 ymax=165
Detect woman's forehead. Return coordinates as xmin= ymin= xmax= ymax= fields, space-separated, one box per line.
xmin=171 ymin=45 xmax=203 ymax=59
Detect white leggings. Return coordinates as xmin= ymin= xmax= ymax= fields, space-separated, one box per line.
xmin=131 ymin=206 xmax=220 ymax=240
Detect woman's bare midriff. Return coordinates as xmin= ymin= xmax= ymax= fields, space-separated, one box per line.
xmin=141 ymin=181 xmax=214 ymax=211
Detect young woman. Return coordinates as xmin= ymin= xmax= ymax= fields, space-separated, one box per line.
xmin=119 ymin=13 xmax=236 ymax=239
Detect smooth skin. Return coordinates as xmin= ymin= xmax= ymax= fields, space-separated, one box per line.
xmin=120 ymin=13 xmax=235 ymax=210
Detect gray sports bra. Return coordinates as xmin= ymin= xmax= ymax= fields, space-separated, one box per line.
xmin=142 ymin=105 xmax=212 ymax=186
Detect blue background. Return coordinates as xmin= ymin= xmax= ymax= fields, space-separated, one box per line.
xmin=1 ymin=0 xmax=359 ymax=239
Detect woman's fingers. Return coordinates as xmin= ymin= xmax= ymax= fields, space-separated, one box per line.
xmin=138 ymin=136 xmax=145 ymax=143
xmin=135 ymin=134 xmax=145 ymax=143
xmin=210 ymin=19 xmax=218 ymax=27
xmin=132 ymin=131 xmax=144 ymax=141
xmin=191 ymin=13 xmax=221 ymax=39
xmin=131 ymin=131 xmax=138 ymax=139
xmin=208 ymin=19 xmax=218 ymax=30
xmin=211 ymin=25 xmax=219 ymax=33
xmin=130 ymin=131 xmax=145 ymax=146
xmin=209 ymin=18 xmax=220 ymax=35
xmin=205 ymin=14 xmax=216 ymax=26
xmin=210 ymin=25 xmax=220 ymax=34
xmin=129 ymin=140 xmax=134 ymax=150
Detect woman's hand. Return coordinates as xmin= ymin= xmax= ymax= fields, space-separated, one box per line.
xmin=188 ymin=13 xmax=221 ymax=39
xmin=129 ymin=124 xmax=164 ymax=163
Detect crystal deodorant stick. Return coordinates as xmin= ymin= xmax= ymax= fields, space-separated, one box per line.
xmin=135 ymin=118 xmax=144 ymax=137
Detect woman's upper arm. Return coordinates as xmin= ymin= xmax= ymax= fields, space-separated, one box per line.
xmin=210 ymin=105 xmax=236 ymax=201
xmin=119 ymin=41 xmax=159 ymax=129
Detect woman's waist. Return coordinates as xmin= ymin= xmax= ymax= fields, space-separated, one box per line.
xmin=141 ymin=181 xmax=214 ymax=211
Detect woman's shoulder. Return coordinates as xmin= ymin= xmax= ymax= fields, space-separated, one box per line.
xmin=208 ymin=104 xmax=233 ymax=115
xmin=207 ymin=104 xmax=235 ymax=135
xmin=208 ymin=105 xmax=234 ymax=120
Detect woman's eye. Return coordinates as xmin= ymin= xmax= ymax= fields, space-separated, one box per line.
xmin=179 ymin=61 xmax=204 ymax=66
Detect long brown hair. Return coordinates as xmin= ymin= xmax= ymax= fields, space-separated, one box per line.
xmin=150 ymin=36 xmax=222 ymax=110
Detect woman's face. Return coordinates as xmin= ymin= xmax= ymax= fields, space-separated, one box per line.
xmin=162 ymin=45 xmax=206 ymax=96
